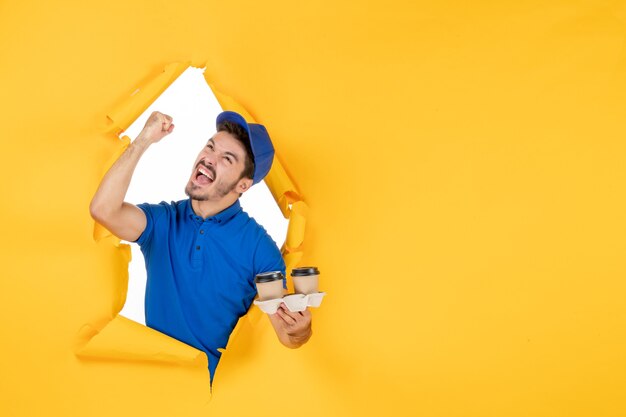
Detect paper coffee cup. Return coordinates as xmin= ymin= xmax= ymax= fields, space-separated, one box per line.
xmin=291 ymin=266 xmax=320 ymax=295
xmin=255 ymin=271 xmax=285 ymax=301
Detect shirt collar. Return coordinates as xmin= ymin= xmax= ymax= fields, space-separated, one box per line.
xmin=186 ymin=199 xmax=242 ymax=224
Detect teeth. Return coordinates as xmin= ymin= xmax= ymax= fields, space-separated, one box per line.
xmin=198 ymin=167 xmax=213 ymax=180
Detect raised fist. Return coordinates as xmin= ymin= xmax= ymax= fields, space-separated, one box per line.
xmin=137 ymin=111 xmax=175 ymax=144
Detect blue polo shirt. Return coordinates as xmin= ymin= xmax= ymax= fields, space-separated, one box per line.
xmin=134 ymin=198 xmax=285 ymax=381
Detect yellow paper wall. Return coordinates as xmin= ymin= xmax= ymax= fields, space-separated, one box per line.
xmin=1 ymin=1 xmax=625 ymax=417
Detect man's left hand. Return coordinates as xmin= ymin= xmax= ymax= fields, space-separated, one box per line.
xmin=270 ymin=303 xmax=312 ymax=348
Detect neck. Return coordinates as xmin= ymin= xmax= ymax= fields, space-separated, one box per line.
xmin=190 ymin=195 xmax=238 ymax=219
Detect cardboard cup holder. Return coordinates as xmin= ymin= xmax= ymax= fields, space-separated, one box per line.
xmin=253 ymin=292 xmax=326 ymax=314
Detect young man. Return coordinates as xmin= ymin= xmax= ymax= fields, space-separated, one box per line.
xmin=90 ymin=111 xmax=312 ymax=382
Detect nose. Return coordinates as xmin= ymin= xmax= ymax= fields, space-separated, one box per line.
xmin=201 ymin=150 xmax=217 ymax=166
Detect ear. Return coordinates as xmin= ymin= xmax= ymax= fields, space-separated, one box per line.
xmin=236 ymin=177 xmax=253 ymax=194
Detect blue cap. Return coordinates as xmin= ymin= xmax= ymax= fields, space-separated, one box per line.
xmin=216 ymin=111 xmax=275 ymax=185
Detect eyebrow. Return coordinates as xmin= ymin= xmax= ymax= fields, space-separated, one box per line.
xmin=224 ymin=151 xmax=239 ymax=162
xmin=207 ymin=138 xmax=240 ymax=162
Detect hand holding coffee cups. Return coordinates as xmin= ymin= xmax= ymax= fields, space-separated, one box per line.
xmin=273 ymin=304 xmax=312 ymax=347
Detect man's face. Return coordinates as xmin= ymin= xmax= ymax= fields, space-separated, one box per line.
xmin=185 ymin=131 xmax=251 ymax=201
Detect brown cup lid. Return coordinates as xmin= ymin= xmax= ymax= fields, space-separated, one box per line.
xmin=291 ymin=267 xmax=320 ymax=277
xmin=255 ymin=271 xmax=284 ymax=283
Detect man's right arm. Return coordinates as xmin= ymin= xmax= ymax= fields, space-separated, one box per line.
xmin=89 ymin=111 xmax=174 ymax=242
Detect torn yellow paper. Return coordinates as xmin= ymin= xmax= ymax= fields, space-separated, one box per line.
xmin=76 ymin=315 xmax=207 ymax=367
xmin=205 ymin=82 xmax=256 ymax=122
xmin=265 ymin=155 xmax=301 ymax=218
xmin=107 ymin=62 xmax=189 ymax=134
xmin=283 ymin=251 xmax=303 ymax=272
xmin=92 ymin=135 xmax=131 ymax=244
xmin=284 ymin=201 xmax=308 ymax=252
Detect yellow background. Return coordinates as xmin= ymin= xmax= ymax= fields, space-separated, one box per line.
xmin=1 ymin=1 xmax=625 ymax=416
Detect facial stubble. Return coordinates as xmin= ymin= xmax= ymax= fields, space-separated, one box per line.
xmin=184 ymin=177 xmax=239 ymax=202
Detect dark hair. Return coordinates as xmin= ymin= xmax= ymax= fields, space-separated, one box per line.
xmin=217 ymin=120 xmax=255 ymax=180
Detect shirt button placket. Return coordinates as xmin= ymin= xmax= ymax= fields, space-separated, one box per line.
xmin=192 ymin=225 xmax=206 ymax=265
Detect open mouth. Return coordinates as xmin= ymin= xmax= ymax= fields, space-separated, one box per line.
xmin=193 ymin=164 xmax=215 ymax=186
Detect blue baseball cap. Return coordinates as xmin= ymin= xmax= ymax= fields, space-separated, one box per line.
xmin=216 ymin=111 xmax=275 ymax=185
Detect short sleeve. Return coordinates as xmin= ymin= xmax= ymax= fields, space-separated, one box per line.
xmin=133 ymin=202 xmax=164 ymax=249
xmin=253 ymin=232 xmax=287 ymax=289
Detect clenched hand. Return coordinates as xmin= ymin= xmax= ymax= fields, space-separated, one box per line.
xmin=136 ymin=111 xmax=175 ymax=145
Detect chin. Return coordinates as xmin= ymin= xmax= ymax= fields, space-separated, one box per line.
xmin=184 ymin=183 xmax=209 ymax=201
